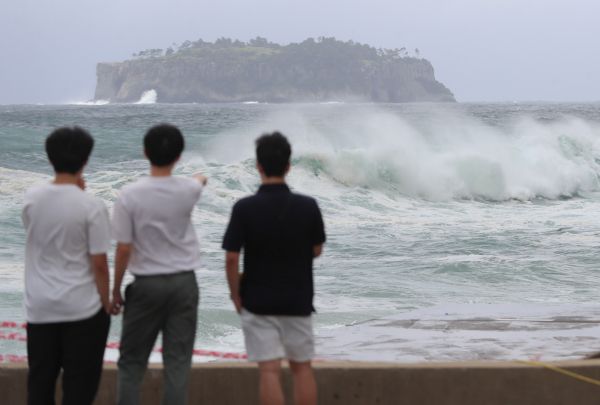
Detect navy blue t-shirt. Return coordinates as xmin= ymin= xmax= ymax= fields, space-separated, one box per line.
xmin=222 ymin=183 xmax=326 ymax=316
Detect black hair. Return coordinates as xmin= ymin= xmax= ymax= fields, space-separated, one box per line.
xmin=144 ymin=124 xmax=185 ymax=166
xmin=255 ymin=132 xmax=291 ymax=177
xmin=45 ymin=127 xmax=94 ymax=174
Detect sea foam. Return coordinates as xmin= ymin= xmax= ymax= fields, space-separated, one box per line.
xmin=74 ymin=99 xmax=109 ymax=106
xmin=135 ymin=90 xmax=157 ymax=104
xmin=204 ymin=106 xmax=600 ymax=201
xmin=3 ymin=103 xmax=600 ymax=361
xmin=304 ymin=116 xmax=600 ymax=201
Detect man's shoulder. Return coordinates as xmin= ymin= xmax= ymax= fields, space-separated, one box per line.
xmin=24 ymin=184 xmax=91 ymax=202
xmin=291 ymin=193 xmax=321 ymax=214
xmin=117 ymin=177 xmax=154 ymax=201
xmin=291 ymin=192 xmax=317 ymax=205
xmin=24 ymin=183 xmax=48 ymax=200
xmin=64 ymin=189 xmax=106 ymax=214
xmin=232 ymin=193 xmax=260 ymax=210
xmin=236 ymin=191 xmax=318 ymax=206
xmin=121 ymin=176 xmax=197 ymax=194
xmin=162 ymin=176 xmax=198 ymax=189
xmin=119 ymin=177 xmax=148 ymax=194
xmin=24 ymin=184 xmax=106 ymax=214
xmin=79 ymin=191 xmax=106 ymax=209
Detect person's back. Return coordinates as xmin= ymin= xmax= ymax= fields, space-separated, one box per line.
xmin=23 ymin=184 xmax=109 ymax=321
xmin=115 ymin=176 xmax=202 ymax=274
xmin=223 ymin=132 xmax=325 ymax=405
xmin=22 ymin=126 xmax=112 ymax=405
xmin=230 ymin=185 xmax=323 ymax=316
xmin=111 ymin=123 xmax=207 ymax=405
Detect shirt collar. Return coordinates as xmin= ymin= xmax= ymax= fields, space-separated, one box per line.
xmin=258 ymin=183 xmax=291 ymax=193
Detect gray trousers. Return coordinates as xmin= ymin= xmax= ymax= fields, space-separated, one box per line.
xmin=117 ymin=271 xmax=198 ymax=405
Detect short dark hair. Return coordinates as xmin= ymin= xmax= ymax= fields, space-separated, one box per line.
xmin=144 ymin=124 xmax=185 ymax=166
xmin=255 ymin=132 xmax=291 ymax=177
xmin=45 ymin=127 xmax=94 ymax=174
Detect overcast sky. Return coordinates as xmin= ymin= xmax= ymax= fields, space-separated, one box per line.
xmin=1 ymin=0 xmax=598 ymax=104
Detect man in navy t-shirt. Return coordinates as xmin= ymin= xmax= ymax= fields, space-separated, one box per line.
xmin=222 ymin=132 xmax=325 ymax=405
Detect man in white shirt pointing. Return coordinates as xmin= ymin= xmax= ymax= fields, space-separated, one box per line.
xmin=111 ymin=123 xmax=207 ymax=405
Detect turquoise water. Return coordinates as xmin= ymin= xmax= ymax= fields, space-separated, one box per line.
xmin=1 ymin=102 xmax=600 ymax=359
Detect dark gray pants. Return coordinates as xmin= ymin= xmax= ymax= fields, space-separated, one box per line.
xmin=117 ymin=271 xmax=198 ymax=405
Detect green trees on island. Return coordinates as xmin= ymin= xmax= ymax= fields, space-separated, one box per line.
xmin=129 ymin=37 xmax=422 ymax=63
xmin=131 ymin=49 xmax=163 ymax=59
xmin=123 ymin=37 xmax=433 ymax=100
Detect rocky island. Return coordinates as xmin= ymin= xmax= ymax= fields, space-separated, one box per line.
xmin=93 ymin=37 xmax=456 ymax=103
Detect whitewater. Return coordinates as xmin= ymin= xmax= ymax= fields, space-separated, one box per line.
xmin=1 ymin=102 xmax=600 ymax=361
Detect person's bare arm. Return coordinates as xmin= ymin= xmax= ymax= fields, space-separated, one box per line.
xmin=193 ymin=173 xmax=208 ymax=185
xmin=225 ymin=251 xmax=242 ymax=313
xmin=313 ymin=244 xmax=323 ymax=258
xmin=92 ymin=254 xmax=111 ymax=314
xmin=111 ymin=243 xmax=132 ymax=315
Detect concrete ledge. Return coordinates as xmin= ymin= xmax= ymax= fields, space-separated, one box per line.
xmin=2 ymin=360 xmax=600 ymax=404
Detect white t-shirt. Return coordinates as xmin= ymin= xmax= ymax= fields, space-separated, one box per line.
xmin=112 ymin=176 xmax=203 ymax=276
xmin=22 ymin=183 xmax=111 ymax=323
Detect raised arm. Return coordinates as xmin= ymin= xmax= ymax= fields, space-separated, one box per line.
xmin=193 ymin=173 xmax=208 ymax=185
xmin=111 ymin=242 xmax=132 ymax=315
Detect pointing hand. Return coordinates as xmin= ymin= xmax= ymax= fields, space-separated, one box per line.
xmin=193 ymin=173 xmax=208 ymax=185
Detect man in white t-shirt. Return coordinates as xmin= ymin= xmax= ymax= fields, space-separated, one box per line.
xmin=111 ymin=123 xmax=207 ymax=405
xmin=22 ymin=126 xmax=112 ymax=405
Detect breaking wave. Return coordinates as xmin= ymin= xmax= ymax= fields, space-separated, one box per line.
xmin=73 ymin=99 xmax=109 ymax=105
xmin=206 ymin=106 xmax=600 ymax=201
xmin=303 ymin=119 xmax=600 ymax=201
xmin=135 ymin=89 xmax=157 ymax=104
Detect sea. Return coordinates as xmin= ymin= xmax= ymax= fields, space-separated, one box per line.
xmin=1 ymin=100 xmax=600 ymax=361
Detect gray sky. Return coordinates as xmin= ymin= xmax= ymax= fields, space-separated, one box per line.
xmin=1 ymin=0 xmax=598 ymax=104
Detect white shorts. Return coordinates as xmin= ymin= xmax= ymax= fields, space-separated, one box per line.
xmin=241 ymin=308 xmax=314 ymax=363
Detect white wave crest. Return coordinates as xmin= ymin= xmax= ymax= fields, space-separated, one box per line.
xmin=0 ymin=167 xmax=49 ymax=196
xmin=204 ymin=106 xmax=600 ymax=201
xmin=135 ymin=90 xmax=157 ymax=104
xmin=74 ymin=99 xmax=109 ymax=105
xmin=307 ymin=114 xmax=600 ymax=201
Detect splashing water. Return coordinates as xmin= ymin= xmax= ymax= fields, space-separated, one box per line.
xmin=135 ymin=90 xmax=157 ymax=104
xmin=1 ymin=102 xmax=600 ymax=360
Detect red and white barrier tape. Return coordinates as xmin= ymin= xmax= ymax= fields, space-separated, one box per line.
xmin=106 ymin=341 xmax=247 ymax=360
xmin=192 ymin=349 xmax=247 ymax=360
xmin=0 ymin=332 xmax=27 ymax=341
xmin=0 ymin=322 xmax=28 ymax=363
xmin=1 ymin=323 xmax=247 ymax=360
xmin=0 ymin=354 xmax=28 ymax=362
xmin=0 ymin=321 xmax=27 ymax=329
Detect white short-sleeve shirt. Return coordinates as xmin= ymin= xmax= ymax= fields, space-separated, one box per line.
xmin=112 ymin=176 xmax=203 ymax=276
xmin=22 ymin=183 xmax=112 ymax=323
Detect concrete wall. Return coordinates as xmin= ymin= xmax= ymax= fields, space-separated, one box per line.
xmin=2 ymin=360 xmax=600 ymax=404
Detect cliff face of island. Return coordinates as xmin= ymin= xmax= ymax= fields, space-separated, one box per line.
xmin=94 ymin=38 xmax=456 ymax=103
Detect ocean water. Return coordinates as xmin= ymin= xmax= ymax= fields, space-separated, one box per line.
xmin=1 ymin=101 xmax=600 ymax=361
